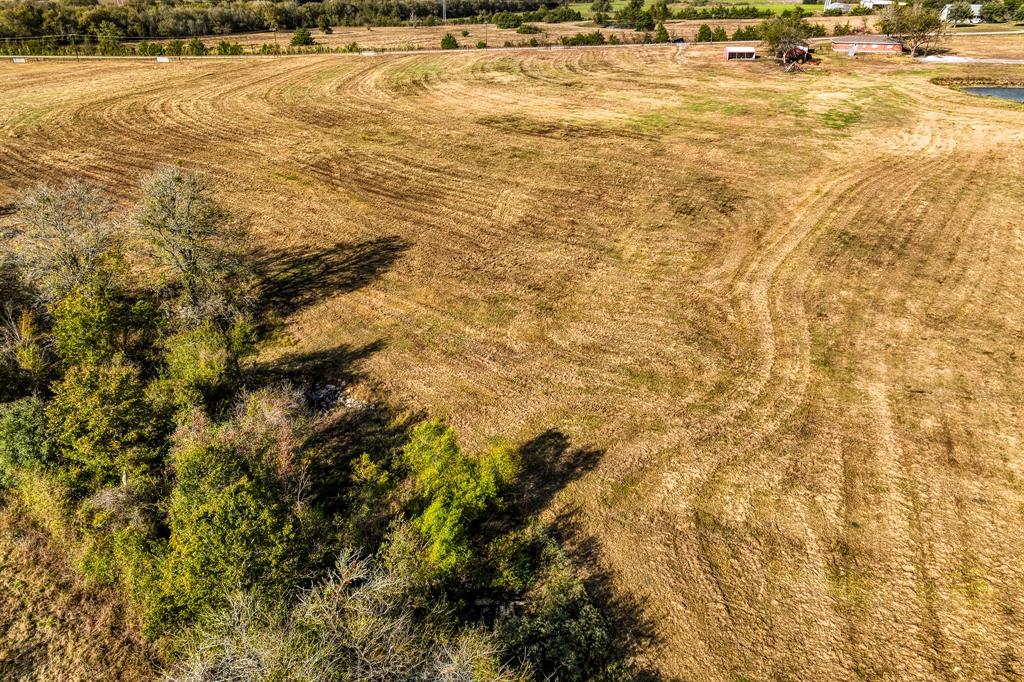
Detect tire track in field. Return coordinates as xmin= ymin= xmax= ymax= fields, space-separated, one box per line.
xmin=608 ymin=98 xmax=998 ymax=677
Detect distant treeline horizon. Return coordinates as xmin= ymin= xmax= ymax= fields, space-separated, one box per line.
xmin=0 ymin=0 xmax=559 ymax=39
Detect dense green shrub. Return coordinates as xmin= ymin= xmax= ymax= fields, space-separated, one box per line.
xmin=560 ymin=30 xmax=606 ymax=46
xmin=0 ymin=397 xmax=54 ymax=488
xmin=493 ymin=11 xmax=523 ymax=28
xmin=517 ymin=23 xmax=541 ymax=33
xmin=157 ymin=390 xmax=311 ymax=628
xmin=290 ymin=27 xmax=315 ymax=45
xmin=47 ymin=358 xmax=167 ymax=493
xmin=217 ymin=40 xmax=244 ymax=54
xmin=441 ymin=32 xmax=459 ymax=49
xmin=498 ymin=559 xmax=614 ymax=682
xmin=733 ymin=25 xmax=761 ymax=40
xmin=50 ymin=276 xmax=159 ymax=368
xmin=696 ymin=23 xmax=714 ymax=41
xmin=402 ymin=420 xmax=519 ymax=577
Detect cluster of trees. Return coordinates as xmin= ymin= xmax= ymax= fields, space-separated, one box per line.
xmin=0 ymin=34 xmax=347 ymax=56
xmin=0 ymin=170 xmax=626 ymax=680
xmin=0 ymin=0 xmax=560 ymax=40
xmin=694 ymin=23 xmax=728 ymax=41
xmin=490 ymin=6 xmax=582 ymax=29
xmin=947 ymin=0 xmax=1024 ymax=22
xmin=690 ymin=14 xmax=827 ymax=44
xmin=595 ymin=0 xmax=773 ymax=29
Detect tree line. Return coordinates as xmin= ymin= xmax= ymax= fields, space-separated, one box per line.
xmin=0 ymin=0 xmax=557 ymax=40
xmin=0 ymin=169 xmax=634 ymax=680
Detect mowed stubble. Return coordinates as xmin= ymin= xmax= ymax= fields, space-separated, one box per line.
xmin=2 ymin=43 xmax=1024 ymax=679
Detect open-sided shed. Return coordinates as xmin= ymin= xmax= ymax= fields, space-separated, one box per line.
xmin=725 ymin=46 xmax=756 ymax=60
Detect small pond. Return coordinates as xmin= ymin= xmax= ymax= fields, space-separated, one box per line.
xmin=964 ymin=87 xmax=1024 ymax=103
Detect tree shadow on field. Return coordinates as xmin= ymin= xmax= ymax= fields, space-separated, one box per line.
xmin=253 ymin=235 xmax=408 ymax=320
xmin=499 ymin=430 xmax=664 ymax=680
xmin=551 ymin=509 xmax=666 ymax=681
xmin=250 ymin=340 xmax=384 ymax=388
xmin=504 ymin=429 xmax=604 ymax=520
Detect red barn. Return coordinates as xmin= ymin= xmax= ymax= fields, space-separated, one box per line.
xmin=831 ymin=35 xmax=904 ymax=54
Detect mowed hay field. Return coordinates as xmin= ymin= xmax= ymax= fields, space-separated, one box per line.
xmin=2 ymin=43 xmax=1024 ymax=679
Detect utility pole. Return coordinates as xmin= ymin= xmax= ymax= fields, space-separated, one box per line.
xmin=443 ymin=0 xmax=447 ymax=24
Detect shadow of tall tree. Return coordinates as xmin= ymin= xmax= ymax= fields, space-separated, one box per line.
xmin=483 ymin=430 xmax=664 ymax=680
xmin=501 ymin=429 xmax=603 ymax=522
xmin=253 ymin=235 xmax=408 ymax=320
xmin=551 ymin=509 xmax=665 ymax=681
xmin=249 ymin=340 xmax=384 ymax=388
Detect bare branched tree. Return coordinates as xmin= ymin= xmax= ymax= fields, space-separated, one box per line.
xmin=134 ymin=167 xmax=254 ymax=327
xmin=13 ymin=180 xmax=120 ymax=302
xmin=166 ymin=552 xmax=529 ymax=682
xmin=0 ymin=303 xmax=49 ymax=383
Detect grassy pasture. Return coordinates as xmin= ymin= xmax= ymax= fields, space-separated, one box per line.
xmin=1 ymin=37 xmax=1024 ymax=680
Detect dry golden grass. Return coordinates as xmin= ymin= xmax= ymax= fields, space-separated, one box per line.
xmin=2 ymin=38 xmax=1024 ymax=679
xmin=0 ymin=505 xmax=156 ymax=680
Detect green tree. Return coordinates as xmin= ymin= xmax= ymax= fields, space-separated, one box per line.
xmin=95 ymin=20 xmax=122 ymax=55
xmin=316 ymin=14 xmax=333 ymax=33
xmin=402 ymin=420 xmax=519 ymax=577
xmin=947 ymin=0 xmax=974 ymax=24
xmin=981 ymin=0 xmax=1007 ymax=21
xmin=758 ymin=14 xmax=814 ymax=58
xmin=148 ymin=321 xmax=246 ymax=413
xmin=186 ymin=37 xmax=207 ymax=56
xmin=696 ymin=23 xmax=714 ymax=41
xmin=591 ymin=0 xmax=613 ymax=14
xmin=498 ymin=556 xmax=616 ymax=682
xmin=0 ymin=397 xmax=54 ymax=488
xmin=712 ymin=25 xmax=728 ymax=40
xmin=158 ymin=389 xmax=310 ymax=627
xmin=50 ymin=273 xmax=159 ymax=368
xmin=655 ymin=21 xmax=670 ymax=42
xmin=290 ymin=26 xmax=315 ymax=46
xmin=47 ymin=358 xmax=165 ymax=492
xmin=441 ymin=32 xmax=459 ymax=49
xmin=878 ymin=3 xmax=944 ymax=56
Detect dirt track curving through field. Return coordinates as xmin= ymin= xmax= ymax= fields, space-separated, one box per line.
xmin=2 ymin=46 xmax=1024 ymax=679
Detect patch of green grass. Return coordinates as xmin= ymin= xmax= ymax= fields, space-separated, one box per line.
xmin=821 ymin=106 xmax=862 ymax=129
xmin=270 ymin=169 xmax=313 ymax=187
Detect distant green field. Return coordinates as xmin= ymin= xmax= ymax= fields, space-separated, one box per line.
xmin=948 ymin=22 xmax=1024 ymax=32
xmin=568 ymin=0 xmax=823 ymax=19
